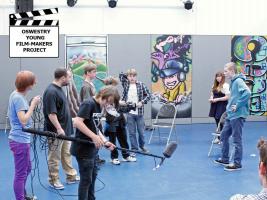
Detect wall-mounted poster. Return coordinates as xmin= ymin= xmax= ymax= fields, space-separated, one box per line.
xmin=66 ymin=36 xmax=108 ymax=94
xmin=151 ymin=35 xmax=192 ymax=118
xmin=232 ymin=36 xmax=267 ymax=115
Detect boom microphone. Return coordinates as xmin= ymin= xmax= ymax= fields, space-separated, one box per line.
xmin=22 ymin=128 xmax=94 ymax=146
xmin=21 ymin=128 xmax=164 ymax=158
xmin=22 ymin=128 xmax=177 ymax=169
xmin=163 ymin=142 xmax=177 ymax=158
xmin=153 ymin=142 xmax=177 ymax=170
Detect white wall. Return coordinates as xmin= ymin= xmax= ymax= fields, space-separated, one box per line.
xmin=1 ymin=0 xmax=267 ymax=35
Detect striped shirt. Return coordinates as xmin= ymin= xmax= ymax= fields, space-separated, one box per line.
xmin=119 ymin=73 xmax=151 ymax=116
xmin=230 ymin=188 xmax=267 ymax=200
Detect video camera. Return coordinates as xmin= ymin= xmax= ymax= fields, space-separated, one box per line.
xmin=119 ymin=72 xmax=128 ymax=80
xmin=118 ymin=102 xmax=137 ymax=113
xmin=105 ymin=102 xmax=136 ymax=131
xmin=104 ymin=102 xmax=136 ymax=123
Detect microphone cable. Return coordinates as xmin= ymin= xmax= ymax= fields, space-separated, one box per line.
xmin=30 ymin=102 xmax=67 ymax=199
xmin=28 ymin=99 xmax=45 ymax=200
xmin=30 ymin=110 xmax=106 ymax=198
xmin=31 ymin=133 xmax=65 ymax=199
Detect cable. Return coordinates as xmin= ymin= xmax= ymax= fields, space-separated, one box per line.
xmin=95 ymin=177 xmax=106 ymax=192
xmin=29 ymin=101 xmax=108 ymax=198
xmin=31 ymin=134 xmax=65 ymax=200
xmin=30 ymin=102 xmax=69 ymax=199
xmin=27 ymin=101 xmax=45 ymax=199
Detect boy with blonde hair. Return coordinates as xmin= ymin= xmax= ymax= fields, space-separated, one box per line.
xmin=119 ymin=68 xmax=151 ymax=154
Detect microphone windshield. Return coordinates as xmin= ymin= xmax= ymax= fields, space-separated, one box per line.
xmin=163 ymin=142 xmax=177 ymax=158
xmin=106 ymin=105 xmax=120 ymax=117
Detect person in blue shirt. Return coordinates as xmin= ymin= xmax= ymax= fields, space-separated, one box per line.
xmin=8 ymin=71 xmax=40 ymax=200
xmin=214 ymin=62 xmax=251 ymax=171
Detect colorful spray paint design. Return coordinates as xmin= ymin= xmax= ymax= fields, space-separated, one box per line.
xmin=151 ymin=35 xmax=192 ymax=118
xmin=232 ymin=36 xmax=267 ymax=115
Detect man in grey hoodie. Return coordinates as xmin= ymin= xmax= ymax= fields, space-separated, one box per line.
xmin=214 ymin=62 xmax=251 ymax=171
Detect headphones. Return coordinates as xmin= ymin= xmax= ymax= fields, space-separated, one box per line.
xmin=179 ymin=63 xmax=189 ymax=82
xmin=160 ymin=60 xmax=189 ymax=82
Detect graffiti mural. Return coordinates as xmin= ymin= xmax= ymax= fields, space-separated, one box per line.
xmin=66 ymin=36 xmax=108 ymax=94
xmin=232 ymin=36 xmax=267 ymax=115
xmin=151 ymin=35 xmax=192 ymax=118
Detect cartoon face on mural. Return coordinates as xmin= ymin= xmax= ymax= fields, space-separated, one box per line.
xmin=163 ymin=74 xmax=179 ymax=90
xmin=232 ymin=36 xmax=267 ymax=116
xmin=151 ymin=35 xmax=192 ymax=119
xmin=160 ymin=60 xmax=186 ymax=104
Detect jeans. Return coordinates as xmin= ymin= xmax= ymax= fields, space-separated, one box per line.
xmin=9 ymin=140 xmax=31 ymax=200
xmin=221 ymin=118 xmax=244 ymax=167
xmin=76 ymin=155 xmax=98 ymax=200
xmin=127 ymin=113 xmax=145 ymax=150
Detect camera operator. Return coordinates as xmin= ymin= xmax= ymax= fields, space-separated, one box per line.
xmin=102 ymin=76 xmax=136 ymax=165
xmin=119 ymin=68 xmax=151 ymax=155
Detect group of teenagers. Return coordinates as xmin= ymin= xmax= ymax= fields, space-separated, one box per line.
xmin=7 ymin=64 xmax=151 ymax=200
xmin=7 ymin=61 xmax=267 ymax=200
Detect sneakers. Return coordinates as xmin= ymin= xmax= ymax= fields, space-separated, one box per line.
xmin=25 ymin=195 xmax=37 ymax=200
xmin=130 ymin=152 xmax=136 ymax=157
xmin=111 ymin=158 xmax=121 ymax=165
xmin=224 ymin=163 xmax=242 ymax=171
xmin=49 ymin=180 xmax=64 ymax=190
xmin=140 ymin=147 xmax=149 ymax=153
xmin=66 ymin=175 xmax=80 ymax=184
xmin=214 ymin=158 xmax=229 ymax=166
xmin=122 ymin=156 xmax=137 ymax=162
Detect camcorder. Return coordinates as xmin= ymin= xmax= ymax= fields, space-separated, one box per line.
xmin=118 ymin=102 xmax=137 ymax=113
xmin=105 ymin=102 xmax=137 ymax=127
xmin=104 ymin=102 xmax=136 ymax=134
xmin=119 ymin=72 xmax=128 ymax=80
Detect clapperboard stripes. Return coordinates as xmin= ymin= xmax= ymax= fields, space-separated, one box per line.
xmin=9 ymin=8 xmax=59 ymax=57
xmin=9 ymin=8 xmax=58 ymax=26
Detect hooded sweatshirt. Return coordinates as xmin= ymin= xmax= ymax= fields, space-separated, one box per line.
xmin=226 ymin=74 xmax=251 ymax=120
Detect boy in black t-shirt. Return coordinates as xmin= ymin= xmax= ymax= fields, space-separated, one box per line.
xmin=80 ymin=64 xmax=106 ymax=165
xmin=71 ymin=86 xmax=116 ymax=200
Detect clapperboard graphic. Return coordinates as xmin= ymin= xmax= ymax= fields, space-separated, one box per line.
xmin=9 ymin=8 xmax=59 ymax=58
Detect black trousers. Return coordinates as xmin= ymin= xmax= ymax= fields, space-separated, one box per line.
xmin=76 ymin=156 xmax=98 ymax=200
xmin=106 ymin=126 xmax=130 ymax=159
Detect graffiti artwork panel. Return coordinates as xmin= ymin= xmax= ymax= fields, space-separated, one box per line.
xmin=232 ymin=36 xmax=267 ymax=115
xmin=151 ymin=35 xmax=192 ymax=118
xmin=66 ymin=36 xmax=108 ymax=93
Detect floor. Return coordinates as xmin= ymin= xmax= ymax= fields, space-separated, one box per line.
xmin=0 ymin=121 xmax=265 ymax=200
